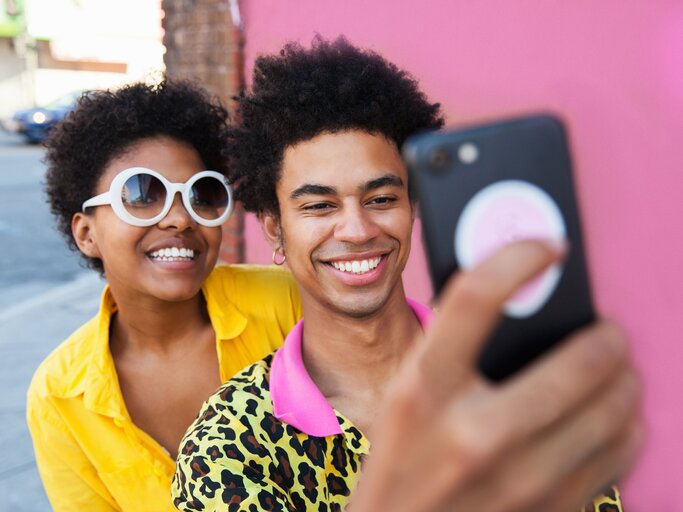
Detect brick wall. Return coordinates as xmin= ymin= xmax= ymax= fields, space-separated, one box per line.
xmin=161 ymin=0 xmax=244 ymax=263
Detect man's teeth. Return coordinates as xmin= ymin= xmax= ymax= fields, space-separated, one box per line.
xmin=331 ymin=257 xmax=381 ymax=274
xmin=149 ymin=247 xmax=195 ymax=261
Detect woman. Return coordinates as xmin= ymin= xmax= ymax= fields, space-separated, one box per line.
xmin=26 ymin=80 xmax=302 ymax=511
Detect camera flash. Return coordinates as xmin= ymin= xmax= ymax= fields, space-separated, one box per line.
xmin=458 ymin=142 xmax=478 ymax=164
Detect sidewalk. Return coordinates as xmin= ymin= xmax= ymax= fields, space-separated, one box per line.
xmin=0 ymin=273 xmax=104 ymax=512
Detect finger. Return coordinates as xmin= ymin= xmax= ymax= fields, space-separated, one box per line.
xmin=454 ymin=367 xmax=641 ymax=512
xmin=418 ymin=239 xmax=565 ymax=403
xmin=458 ymin=320 xmax=630 ymax=458
xmin=528 ymin=423 xmax=643 ymax=512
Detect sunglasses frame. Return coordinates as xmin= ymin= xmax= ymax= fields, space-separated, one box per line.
xmin=81 ymin=167 xmax=234 ymax=227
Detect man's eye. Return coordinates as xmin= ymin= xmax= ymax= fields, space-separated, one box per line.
xmin=368 ymin=196 xmax=397 ymax=206
xmin=302 ymin=202 xmax=333 ymax=211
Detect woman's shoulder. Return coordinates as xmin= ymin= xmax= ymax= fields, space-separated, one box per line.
xmin=206 ymin=264 xmax=300 ymax=307
xmin=209 ymin=264 xmax=295 ymax=286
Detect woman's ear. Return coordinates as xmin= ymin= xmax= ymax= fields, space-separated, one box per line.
xmin=72 ymin=213 xmax=102 ymax=258
xmin=258 ymin=212 xmax=283 ymax=251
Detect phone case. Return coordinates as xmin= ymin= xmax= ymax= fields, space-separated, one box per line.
xmin=403 ymin=114 xmax=595 ymax=381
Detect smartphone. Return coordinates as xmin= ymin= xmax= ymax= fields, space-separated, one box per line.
xmin=403 ymin=114 xmax=595 ymax=382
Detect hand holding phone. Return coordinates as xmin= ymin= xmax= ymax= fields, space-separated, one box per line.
xmin=403 ymin=114 xmax=595 ymax=381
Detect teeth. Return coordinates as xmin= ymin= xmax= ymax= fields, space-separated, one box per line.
xmin=149 ymin=247 xmax=195 ymax=261
xmin=331 ymin=257 xmax=381 ymax=275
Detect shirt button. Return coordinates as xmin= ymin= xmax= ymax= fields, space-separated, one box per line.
xmin=113 ymin=418 xmax=124 ymax=427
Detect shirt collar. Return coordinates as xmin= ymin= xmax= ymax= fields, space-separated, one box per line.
xmin=270 ymin=298 xmax=433 ymax=437
xmin=82 ymin=286 xmax=128 ymax=419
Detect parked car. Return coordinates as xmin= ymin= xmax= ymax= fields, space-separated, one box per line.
xmin=1 ymin=91 xmax=83 ymax=144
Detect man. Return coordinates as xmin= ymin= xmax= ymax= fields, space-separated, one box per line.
xmin=173 ymin=37 xmax=639 ymax=511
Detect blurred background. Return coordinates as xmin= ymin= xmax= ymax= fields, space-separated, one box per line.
xmin=1 ymin=0 xmax=681 ymax=510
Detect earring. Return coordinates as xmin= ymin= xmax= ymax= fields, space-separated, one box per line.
xmin=272 ymin=247 xmax=286 ymax=266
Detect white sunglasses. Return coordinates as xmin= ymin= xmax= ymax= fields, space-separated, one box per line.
xmin=82 ymin=167 xmax=234 ymax=227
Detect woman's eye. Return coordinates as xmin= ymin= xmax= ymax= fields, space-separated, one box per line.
xmin=193 ymin=202 xmax=216 ymax=210
xmin=125 ymin=196 xmax=157 ymax=207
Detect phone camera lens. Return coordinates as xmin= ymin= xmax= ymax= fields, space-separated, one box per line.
xmin=429 ymin=147 xmax=450 ymax=171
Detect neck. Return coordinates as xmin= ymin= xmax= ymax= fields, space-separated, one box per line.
xmin=300 ymin=284 xmax=421 ymax=407
xmin=108 ymin=286 xmax=210 ymax=356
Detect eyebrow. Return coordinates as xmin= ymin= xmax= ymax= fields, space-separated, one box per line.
xmin=290 ymin=184 xmax=336 ymax=199
xmin=289 ymin=173 xmax=405 ymax=200
xmin=363 ymin=174 xmax=404 ymax=192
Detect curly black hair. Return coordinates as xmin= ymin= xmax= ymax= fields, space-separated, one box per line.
xmin=44 ymin=79 xmax=230 ymax=273
xmin=228 ymin=36 xmax=444 ymax=216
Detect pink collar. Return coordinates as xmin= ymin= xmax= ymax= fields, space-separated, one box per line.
xmin=270 ymin=298 xmax=434 ymax=437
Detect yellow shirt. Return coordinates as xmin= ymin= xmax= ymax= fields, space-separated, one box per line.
xmin=26 ymin=265 xmax=302 ymax=512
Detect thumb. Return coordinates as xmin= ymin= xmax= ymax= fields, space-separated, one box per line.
xmin=418 ymin=238 xmax=566 ymax=405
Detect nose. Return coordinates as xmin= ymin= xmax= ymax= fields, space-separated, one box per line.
xmin=333 ymin=204 xmax=380 ymax=244
xmin=156 ymin=191 xmax=196 ymax=231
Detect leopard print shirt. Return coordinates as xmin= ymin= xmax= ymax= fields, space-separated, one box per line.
xmin=173 ymin=354 xmax=624 ymax=511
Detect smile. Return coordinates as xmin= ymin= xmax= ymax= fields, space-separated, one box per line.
xmin=148 ymin=247 xmax=195 ymax=262
xmin=330 ymin=256 xmax=382 ymax=275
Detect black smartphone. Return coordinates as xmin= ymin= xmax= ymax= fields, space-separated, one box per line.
xmin=403 ymin=114 xmax=595 ymax=382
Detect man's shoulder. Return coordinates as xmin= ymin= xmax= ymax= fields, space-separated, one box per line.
xmin=209 ymin=353 xmax=275 ymax=410
xmin=184 ymin=355 xmax=275 ymax=432
xmin=178 ymin=355 xmax=279 ymax=460
xmin=28 ymin=315 xmax=101 ymax=401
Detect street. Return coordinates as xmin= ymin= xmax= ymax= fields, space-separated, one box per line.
xmin=0 ymin=131 xmax=103 ymax=511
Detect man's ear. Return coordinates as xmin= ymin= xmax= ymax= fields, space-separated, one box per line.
xmin=410 ymin=199 xmax=418 ymax=222
xmin=258 ymin=212 xmax=283 ymax=251
xmin=72 ymin=212 xmax=102 ymax=259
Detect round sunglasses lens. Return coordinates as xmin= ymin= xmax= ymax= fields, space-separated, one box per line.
xmin=121 ymin=173 xmax=166 ymax=219
xmin=189 ymin=176 xmax=229 ymax=220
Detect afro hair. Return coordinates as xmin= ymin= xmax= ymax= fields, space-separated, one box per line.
xmin=44 ymin=79 xmax=230 ymax=273
xmin=228 ymin=36 xmax=444 ymax=216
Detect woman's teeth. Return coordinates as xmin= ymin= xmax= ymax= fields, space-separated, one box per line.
xmin=331 ymin=257 xmax=382 ymax=274
xmin=149 ymin=247 xmax=195 ymax=261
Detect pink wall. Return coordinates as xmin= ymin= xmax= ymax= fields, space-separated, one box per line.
xmin=240 ymin=1 xmax=683 ymax=508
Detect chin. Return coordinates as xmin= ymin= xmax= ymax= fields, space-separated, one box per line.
xmin=148 ymin=283 xmax=203 ymax=303
xmin=329 ymin=294 xmax=389 ymax=319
